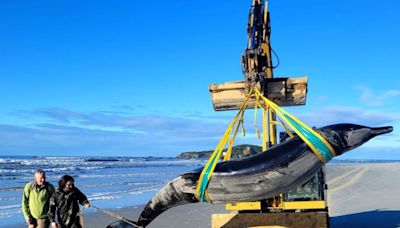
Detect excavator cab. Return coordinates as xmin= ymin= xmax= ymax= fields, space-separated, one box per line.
xmin=284 ymin=168 xmax=327 ymax=204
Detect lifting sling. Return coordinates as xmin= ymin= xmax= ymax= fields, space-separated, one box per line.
xmin=195 ymin=87 xmax=336 ymax=202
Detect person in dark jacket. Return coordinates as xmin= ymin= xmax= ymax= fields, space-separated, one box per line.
xmin=48 ymin=175 xmax=90 ymax=228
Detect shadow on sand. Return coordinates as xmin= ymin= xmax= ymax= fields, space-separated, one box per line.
xmin=331 ymin=210 xmax=400 ymax=228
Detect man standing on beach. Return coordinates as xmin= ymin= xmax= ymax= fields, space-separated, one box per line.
xmin=22 ymin=169 xmax=55 ymax=228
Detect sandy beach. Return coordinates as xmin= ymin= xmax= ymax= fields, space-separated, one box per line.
xmin=326 ymin=163 xmax=400 ymax=228
xmin=10 ymin=163 xmax=400 ymax=228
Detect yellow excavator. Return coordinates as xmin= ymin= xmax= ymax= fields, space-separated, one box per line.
xmin=208 ymin=0 xmax=329 ymax=227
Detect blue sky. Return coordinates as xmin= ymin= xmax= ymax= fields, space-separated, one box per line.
xmin=0 ymin=0 xmax=399 ymax=158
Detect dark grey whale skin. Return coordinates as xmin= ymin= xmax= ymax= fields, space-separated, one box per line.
xmin=107 ymin=124 xmax=393 ymax=228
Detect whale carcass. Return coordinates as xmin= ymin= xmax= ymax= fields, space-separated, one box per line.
xmin=107 ymin=123 xmax=393 ymax=228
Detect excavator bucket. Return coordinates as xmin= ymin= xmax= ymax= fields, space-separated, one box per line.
xmin=209 ymin=77 xmax=308 ymax=111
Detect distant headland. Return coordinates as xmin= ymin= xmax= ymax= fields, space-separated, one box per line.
xmin=177 ymin=144 xmax=262 ymax=159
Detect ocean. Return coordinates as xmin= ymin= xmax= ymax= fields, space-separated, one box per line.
xmin=0 ymin=156 xmax=205 ymax=227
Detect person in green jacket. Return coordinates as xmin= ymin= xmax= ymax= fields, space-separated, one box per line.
xmin=22 ymin=169 xmax=55 ymax=228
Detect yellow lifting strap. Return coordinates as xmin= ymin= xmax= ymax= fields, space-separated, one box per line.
xmin=253 ymin=88 xmax=336 ymax=163
xmin=195 ymin=88 xmax=254 ymax=202
xmin=195 ymin=87 xmax=336 ymax=203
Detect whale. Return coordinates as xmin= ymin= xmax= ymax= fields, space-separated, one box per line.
xmin=107 ymin=123 xmax=393 ymax=228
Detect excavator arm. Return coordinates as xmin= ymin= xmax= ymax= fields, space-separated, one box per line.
xmin=241 ymin=0 xmax=274 ymax=94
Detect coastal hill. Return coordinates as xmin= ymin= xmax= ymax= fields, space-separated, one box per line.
xmin=177 ymin=144 xmax=262 ymax=159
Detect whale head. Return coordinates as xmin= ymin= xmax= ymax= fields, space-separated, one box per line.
xmin=318 ymin=124 xmax=393 ymax=156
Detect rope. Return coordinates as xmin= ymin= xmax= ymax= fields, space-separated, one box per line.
xmin=90 ymin=205 xmax=142 ymax=228
xmin=80 ymin=207 xmax=85 ymax=228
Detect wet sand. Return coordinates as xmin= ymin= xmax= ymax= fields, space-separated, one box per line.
xmin=83 ymin=203 xmax=227 ymax=228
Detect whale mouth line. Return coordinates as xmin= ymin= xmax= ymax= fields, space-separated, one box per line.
xmin=372 ymin=126 xmax=393 ymax=136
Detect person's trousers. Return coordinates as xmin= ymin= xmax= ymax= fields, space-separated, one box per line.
xmin=28 ymin=218 xmax=50 ymax=228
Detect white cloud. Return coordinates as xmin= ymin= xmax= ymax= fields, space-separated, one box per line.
xmin=0 ymin=107 xmax=234 ymax=156
xmin=1 ymin=104 xmax=399 ymax=157
xmin=355 ymin=85 xmax=400 ymax=106
xmin=294 ymin=105 xmax=398 ymax=127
